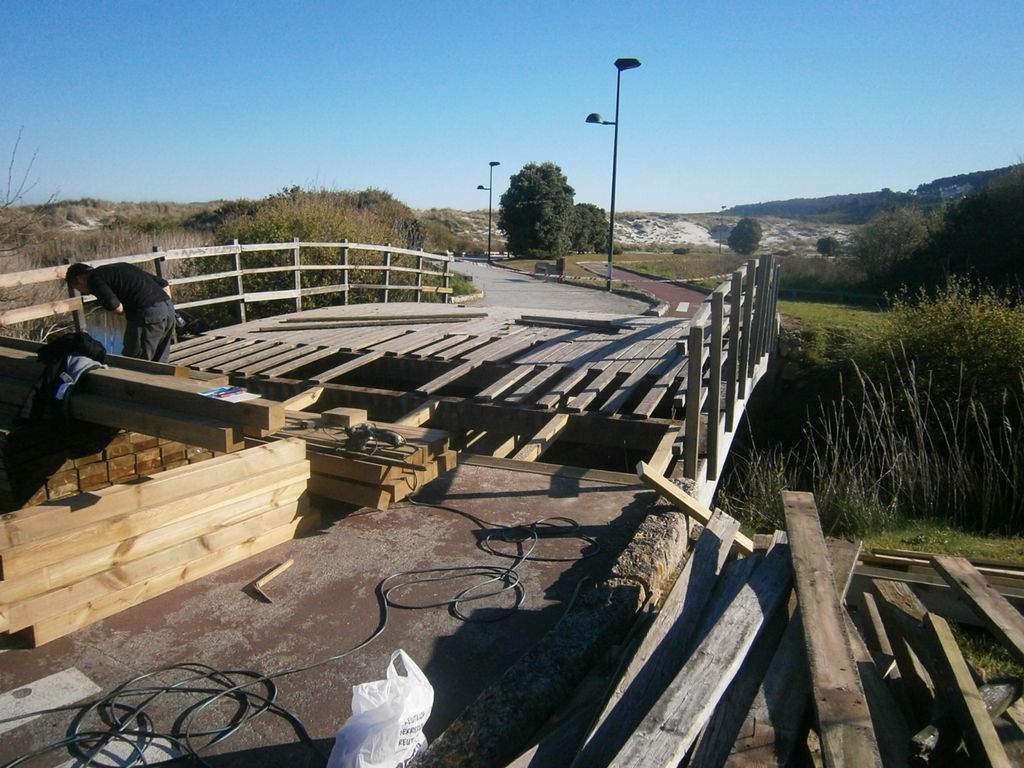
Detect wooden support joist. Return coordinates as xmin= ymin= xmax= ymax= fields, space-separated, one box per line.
xmin=71 ymin=364 xmax=285 ymax=432
xmin=636 ymin=461 xmax=754 ymax=555
xmin=280 ymin=386 xmax=326 ymax=411
xmin=68 ymin=392 xmax=245 ymax=454
xmin=393 ymin=397 xmax=440 ymax=427
xmin=931 ymin=554 xmax=1024 ymax=668
xmin=609 ymin=538 xmax=793 ymax=767
xmin=921 ymin=613 xmax=1013 ymax=767
xmin=511 ymin=413 xmax=570 ymax=463
xmin=782 ymin=491 xmax=881 ymax=768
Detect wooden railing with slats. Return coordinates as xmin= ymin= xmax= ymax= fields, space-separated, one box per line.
xmin=0 ymin=239 xmax=454 ymax=331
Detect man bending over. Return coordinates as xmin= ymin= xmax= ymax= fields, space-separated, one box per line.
xmin=65 ymin=262 xmax=176 ymax=362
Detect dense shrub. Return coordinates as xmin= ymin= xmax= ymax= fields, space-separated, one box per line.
xmin=855 ymin=278 xmax=1024 ymax=415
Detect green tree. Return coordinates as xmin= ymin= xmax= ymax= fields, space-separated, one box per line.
xmin=816 ymin=236 xmax=842 ymax=257
xmin=909 ymin=164 xmax=1024 ymax=291
xmin=727 ymin=217 xmax=762 ymax=255
xmin=849 ymin=206 xmax=933 ymax=286
xmin=570 ymin=202 xmax=607 ymax=253
xmin=498 ymin=162 xmax=575 ymax=258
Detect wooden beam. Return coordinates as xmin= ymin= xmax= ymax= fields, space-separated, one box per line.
xmin=0 ymin=439 xmax=307 ymax=549
xmin=511 ymin=413 xmax=570 ymax=462
xmin=783 ymin=490 xmax=881 ymax=768
xmin=922 ymin=612 xmax=1013 ymax=768
xmin=931 ymin=554 xmax=1024 ymax=668
xmin=637 ymin=460 xmax=754 ymax=555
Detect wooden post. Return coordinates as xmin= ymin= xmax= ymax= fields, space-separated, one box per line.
xmin=443 ymin=255 xmax=452 ymax=305
xmin=233 ymin=239 xmax=246 ymax=323
xmin=683 ymin=321 xmax=705 ymax=480
xmin=292 ymin=237 xmax=302 ymax=313
xmin=383 ymin=244 xmax=392 ymax=304
xmin=724 ymin=269 xmax=742 ymax=431
xmin=416 ymin=252 xmax=424 ymax=303
xmin=339 ymin=241 xmax=349 ymax=306
xmin=706 ymin=292 xmax=724 ymax=481
xmin=63 ymin=257 xmax=88 ymax=333
xmin=738 ymin=260 xmax=755 ymax=396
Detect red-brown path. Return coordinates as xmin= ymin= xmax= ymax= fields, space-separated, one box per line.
xmin=579 ymin=261 xmax=711 ymax=318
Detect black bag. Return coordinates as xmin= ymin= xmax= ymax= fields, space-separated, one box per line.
xmin=15 ymin=332 xmax=108 ymax=423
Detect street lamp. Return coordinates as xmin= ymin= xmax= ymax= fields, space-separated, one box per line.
xmin=476 ymin=160 xmax=501 ymax=263
xmin=587 ymin=57 xmax=641 ymax=291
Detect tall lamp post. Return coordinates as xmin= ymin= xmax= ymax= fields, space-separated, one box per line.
xmin=587 ymin=57 xmax=641 ymax=290
xmin=476 ymin=160 xmax=501 ymax=263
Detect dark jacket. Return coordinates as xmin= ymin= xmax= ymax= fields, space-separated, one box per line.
xmin=87 ymin=263 xmax=170 ymax=321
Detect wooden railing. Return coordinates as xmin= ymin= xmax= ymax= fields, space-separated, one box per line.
xmin=678 ymin=254 xmax=780 ymax=500
xmin=0 ymin=239 xmax=454 ymax=332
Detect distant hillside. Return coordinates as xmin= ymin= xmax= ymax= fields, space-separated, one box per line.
xmin=726 ymin=165 xmax=1017 ymax=224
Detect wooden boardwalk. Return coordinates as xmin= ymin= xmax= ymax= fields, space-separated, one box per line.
xmin=171 ymin=303 xmax=690 ymax=420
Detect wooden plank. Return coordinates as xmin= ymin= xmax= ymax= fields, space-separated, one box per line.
xmin=868 ymin=579 xmax=936 ymax=728
xmin=256 ymin=344 xmax=339 ymax=378
xmin=310 ymin=351 xmax=384 ymax=383
xmin=0 ymin=462 xmax=308 ymax=585
xmin=931 ymin=554 xmax=1024 ymax=667
xmin=417 ymin=359 xmax=481 ymax=394
xmin=475 ymin=365 xmax=541 ymax=403
xmin=0 ymin=297 xmax=83 ymax=327
xmin=921 ymin=613 xmax=1013 ymax=767
xmin=0 ymin=439 xmax=307 ymax=549
xmin=576 ymin=511 xmax=741 ymax=765
xmin=26 ymin=510 xmax=318 ymax=646
xmin=783 ymin=491 xmax=881 ymax=768
xmin=609 ymin=540 xmax=793 ymax=767
xmin=637 ymin=461 xmax=754 ymax=555
xmin=511 ymin=413 xmax=570 ymax=462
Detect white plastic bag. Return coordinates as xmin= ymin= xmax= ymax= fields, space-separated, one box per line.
xmin=326 ymin=650 xmax=434 ymax=768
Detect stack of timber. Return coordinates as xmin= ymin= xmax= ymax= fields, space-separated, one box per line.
xmin=0 ymin=439 xmax=313 ymax=647
xmin=0 ymin=337 xmax=284 ymax=455
xmin=513 ymin=483 xmax=1024 ymax=767
xmin=254 ymin=406 xmax=456 ymax=511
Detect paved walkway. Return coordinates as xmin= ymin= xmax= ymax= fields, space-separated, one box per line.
xmin=451 ymin=257 xmax=650 ymax=315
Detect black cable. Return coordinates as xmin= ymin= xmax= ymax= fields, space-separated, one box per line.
xmin=1 ymin=495 xmax=599 ymax=768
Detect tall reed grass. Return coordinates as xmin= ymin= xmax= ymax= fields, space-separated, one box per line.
xmin=719 ymin=358 xmax=1024 ymax=536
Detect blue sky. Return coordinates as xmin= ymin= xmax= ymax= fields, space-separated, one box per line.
xmin=3 ymin=1 xmax=1021 ymax=213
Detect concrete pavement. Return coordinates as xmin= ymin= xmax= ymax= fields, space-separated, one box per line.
xmin=451 ymin=258 xmax=651 ymax=315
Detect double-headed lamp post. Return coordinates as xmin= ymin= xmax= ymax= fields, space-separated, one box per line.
xmin=587 ymin=57 xmax=641 ymax=291
xmin=476 ymin=160 xmax=501 ymax=263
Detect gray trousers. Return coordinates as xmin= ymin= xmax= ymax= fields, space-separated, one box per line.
xmin=123 ymin=300 xmax=176 ymax=362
